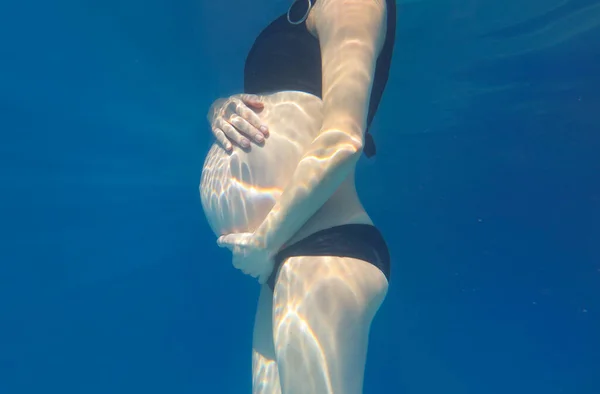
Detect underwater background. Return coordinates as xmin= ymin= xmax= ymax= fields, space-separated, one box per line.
xmin=1 ymin=0 xmax=599 ymax=393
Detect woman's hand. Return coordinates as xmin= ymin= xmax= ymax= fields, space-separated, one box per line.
xmin=217 ymin=232 xmax=275 ymax=285
xmin=208 ymin=94 xmax=269 ymax=152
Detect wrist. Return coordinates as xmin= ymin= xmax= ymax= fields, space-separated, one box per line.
xmin=254 ymin=211 xmax=282 ymax=257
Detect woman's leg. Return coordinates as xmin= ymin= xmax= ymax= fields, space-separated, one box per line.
xmin=252 ymin=284 xmax=282 ymax=394
xmin=272 ymin=255 xmax=388 ymax=394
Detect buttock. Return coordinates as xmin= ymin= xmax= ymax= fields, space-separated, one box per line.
xmin=267 ymin=224 xmax=390 ymax=291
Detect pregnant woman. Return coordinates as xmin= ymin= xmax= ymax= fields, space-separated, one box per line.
xmin=200 ymin=0 xmax=396 ymax=392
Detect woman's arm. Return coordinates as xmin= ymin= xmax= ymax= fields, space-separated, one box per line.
xmin=255 ymin=0 xmax=388 ymax=253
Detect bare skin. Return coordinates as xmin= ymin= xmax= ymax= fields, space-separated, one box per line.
xmin=200 ymin=1 xmax=390 ymax=392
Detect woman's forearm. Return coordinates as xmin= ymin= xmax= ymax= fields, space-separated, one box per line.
xmin=254 ymin=0 xmax=386 ymax=254
xmin=255 ymin=129 xmax=362 ymax=254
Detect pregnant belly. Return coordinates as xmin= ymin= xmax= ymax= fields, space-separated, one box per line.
xmin=199 ymin=91 xmax=323 ymax=237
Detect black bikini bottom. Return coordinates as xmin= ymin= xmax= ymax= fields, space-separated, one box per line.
xmin=267 ymin=224 xmax=391 ymax=290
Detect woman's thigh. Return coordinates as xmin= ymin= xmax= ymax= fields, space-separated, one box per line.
xmin=252 ymin=285 xmax=282 ymax=394
xmin=272 ymin=255 xmax=388 ymax=394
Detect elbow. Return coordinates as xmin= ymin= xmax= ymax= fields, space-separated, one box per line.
xmin=312 ymin=128 xmax=364 ymax=164
xmin=340 ymin=131 xmax=365 ymax=158
xmin=318 ymin=121 xmax=365 ymax=156
xmin=328 ymin=132 xmax=364 ymax=164
xmin=345 ymin=139 xmax=364 ymax=161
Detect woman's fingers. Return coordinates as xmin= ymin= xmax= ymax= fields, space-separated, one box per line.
xmin=216 ymin=118 xmax=251 ymax=148
xmin=233 ymin=255 xmax=261 ymax=279
xmin=239 ymin=95 xmax=269 ymax=137
xmin=232 ymin=254 xmax=244 ymax=270
xmin=240 ymin=94 xmax=264 ymax=109
xmin=212 ymin=127 xmax=233 ymax=152
xmin=210 ymin=95 xmax=269 ymax=150
xmin=231 ymin=97 xmax=268 ymax=141
xmin=257 ymin=272 xmax=269 ymax=285
xmin=229 ymin=114 xmax=265 ymax=145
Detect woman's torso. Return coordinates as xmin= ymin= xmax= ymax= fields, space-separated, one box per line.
xmin=244 ymin=0 xmax=396 ymax=157
xmin=200 ymin=0 xmax=397 ymax=247
xmin=200 ymin=91 xmax=371 ymax=246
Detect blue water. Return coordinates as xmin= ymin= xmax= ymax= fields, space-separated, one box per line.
xmin=1 ymin=0 xmax=599 ymax=393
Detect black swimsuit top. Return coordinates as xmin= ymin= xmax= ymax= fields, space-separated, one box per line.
xmin=244 ymin=0 xmax=396 ymax=157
